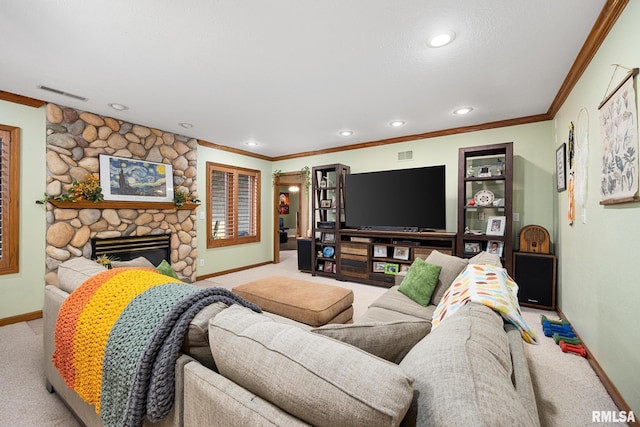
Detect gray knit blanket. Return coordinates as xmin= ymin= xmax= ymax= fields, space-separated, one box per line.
xmin=98 ymin=283 xmax=261 ymax=427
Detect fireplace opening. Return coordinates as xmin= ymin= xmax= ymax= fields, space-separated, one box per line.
xmin=91 ymin=234 xmax=171 ymax=267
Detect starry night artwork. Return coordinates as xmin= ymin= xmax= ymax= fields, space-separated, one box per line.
xmin=99 ymin=155 xmax=174 ymax=202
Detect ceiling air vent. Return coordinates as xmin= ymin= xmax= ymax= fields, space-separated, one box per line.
xmin=37 ymin=85 xmax=88 ymax=102
xmin=397 ymin=150 xmax=413 ymax=161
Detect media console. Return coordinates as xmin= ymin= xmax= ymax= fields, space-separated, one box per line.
xmin=334 ymin=229 xmax=457 ymax=288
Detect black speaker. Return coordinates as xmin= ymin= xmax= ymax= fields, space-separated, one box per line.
xmin=297 ymin=238 xmax=313 ymax=272
xmin=513 ymin=252 xmax=557 ymax=310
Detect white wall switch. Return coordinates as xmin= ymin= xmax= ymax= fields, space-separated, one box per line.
xmin=513 ymin=212 xmax=520 ymax=222
xmin=199 ymin=259 xmax=204 ymax=266
xmin=199 ymin=211 xmax=205 ymax=220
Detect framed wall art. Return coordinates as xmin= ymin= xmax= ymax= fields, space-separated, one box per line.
xmin=598 ymin=67 xmax=639 ymax=204
xmin=99 ymin=155 xmax=174 ymax=202
xmin=556 ymin=143 xmax=567 ymax=192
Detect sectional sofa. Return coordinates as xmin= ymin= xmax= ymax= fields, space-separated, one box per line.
xmin=43 ymin=250 xmax=540 ymax=426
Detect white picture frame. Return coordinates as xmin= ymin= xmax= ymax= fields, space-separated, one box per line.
xmin=393 ymin=246 xmax=410 ymax=260
xmin=373 ymin=245 xmax=387 ymax=258
xmin=486 ymin=216 xmax=506 ymax=236
xmin=487 ymin=240 xmax=504 ymax=257
xmin=99 ymin=155 xmax=174 ymax=202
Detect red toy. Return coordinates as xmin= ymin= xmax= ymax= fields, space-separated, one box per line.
xmin=559 ymin=341 xmax=587 ymax=357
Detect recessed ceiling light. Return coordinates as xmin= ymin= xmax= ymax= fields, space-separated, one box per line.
xmin=109 ymin=103 xmax=128 ymax=111
xmin=179 ymin=122 xmax=193 ymax=129
xmin=427 ymin=31 xmax=456 ymax=48
xmin=453 ymin=107 xmax=474 ymax=115
xmin=245 ymin=141 xmax=259 ymax=147
xmin=289 ymin=186 xmax=300 ymax=192
xmin=390 ymin=120 xmax=405 ymax=127
xmin=339 ymin=130 xmax=354 ymax=137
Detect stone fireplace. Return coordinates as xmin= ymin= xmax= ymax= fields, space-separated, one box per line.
xmin=43 ymin=103 xmax=199 ymax=285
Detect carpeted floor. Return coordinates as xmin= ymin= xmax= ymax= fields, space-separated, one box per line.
xmin=0 ymin=250 xmax=625 ymax=426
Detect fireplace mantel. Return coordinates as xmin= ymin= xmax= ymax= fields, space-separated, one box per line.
xmin=48 ymin=200 xmax=199 ymax=210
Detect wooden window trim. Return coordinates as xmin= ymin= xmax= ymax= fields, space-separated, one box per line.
xmin=0 ymin=124 xmax=20 ymax=274
xmin=206 ymin=162 xmax=261 ymax=248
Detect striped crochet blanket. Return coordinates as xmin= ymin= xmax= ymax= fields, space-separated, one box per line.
xmin=432 ymin=264 xmax=537 ymax=344
xmin=52 ymin=267 xmax=261 ymax=427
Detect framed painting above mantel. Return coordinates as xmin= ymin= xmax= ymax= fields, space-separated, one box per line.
xmin=99 ymin=155 xmax=174 ymax=203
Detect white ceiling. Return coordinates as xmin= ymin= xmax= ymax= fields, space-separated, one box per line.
xmin=1 ymin=0 xmax=608 ymax=158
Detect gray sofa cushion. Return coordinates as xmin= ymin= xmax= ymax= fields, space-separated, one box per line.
xmin=57 ymin=256 xmax=157 ymax=293
xmin=209 ymin=305 xmax=415 ymax=427
xmin=424 ymin=250 xmax=469 ymax=305
xmin=57 ymin=257 xmax=107 ymax=293
xmin=181 ymin=301 xmax=229 ymax=370
xmin=311 ymin=319 xmax=431 ymax=362
xmin=399 ymin=302 xmax=539 ymax=427
xmin=369 ymin=286 xmax=436 ymax=320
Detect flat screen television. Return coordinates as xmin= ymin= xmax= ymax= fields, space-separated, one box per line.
xmin=344 ymin=165 xmax=446 ymax=232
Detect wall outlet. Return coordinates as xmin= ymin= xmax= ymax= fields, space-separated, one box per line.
xmin=199 ymin=259 xmax=204 ymax=266
xmin=513 ymin=212 xmax=520 ymax=222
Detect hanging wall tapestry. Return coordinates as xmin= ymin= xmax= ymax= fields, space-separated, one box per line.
xmin=598 ymin=68 xmax=639 ymax=204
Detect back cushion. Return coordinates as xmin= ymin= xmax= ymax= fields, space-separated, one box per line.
xmin=209 ymin=305 xmax=415 ymax=427
xmin=57 ymin=257 xmax=106 ymax=293
xmin=424 ymin=250 xmax=468 ymax=305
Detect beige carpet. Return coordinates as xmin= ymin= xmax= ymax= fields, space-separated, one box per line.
xmin=0 ymin=250 xmax=624 ymax=426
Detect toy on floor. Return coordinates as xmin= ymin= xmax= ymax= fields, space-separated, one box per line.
xmin=540 ymin=315 xmax=569 ymax=326
xmin=559 ymin=341 xmax=587 ymax=357
xmin=542 ymin=322 xmax=576 ymax=338
xmin=540 ymin=314 xmax=588 ymax=358
xmin=552 ymin=333 xmax=581 ymax=345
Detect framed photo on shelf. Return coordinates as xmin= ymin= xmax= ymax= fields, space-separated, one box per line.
xmin=321 ymin=232 xmax=335 ymax=243
xmin=478 ymin=165 xmax=492 ymax=177
xmin=486 ymin=216 xmax=506 ymax=236
xmin=393 ymin=246 xmax=410 ymax=260
xmin=320 ymin=199 xmax=332 ymax=208
xmin=487 ymin=240 xmax=504 ymax=256
xmin=464 ymin=242 xmax=481 ymax=254
xmin=99 ymin=155 xmax=174 ymax=202
xmin=384 ymin=263 xmax=399 ymax=275
xmin=324 ymin=261 xmax=333 ymax=273
xmin=556 ymin=143 xmax=567 ymax=192
xmin=400 ymin=264 xmax=410 ymax=273
xmin=373 ymin=245 xmax=387 ymax=258
xmin=373 ymin=261 xmax=386 ymax=272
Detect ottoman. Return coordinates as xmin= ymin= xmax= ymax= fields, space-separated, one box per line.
xmin=232 ymin=276 xmax=354 ymax=326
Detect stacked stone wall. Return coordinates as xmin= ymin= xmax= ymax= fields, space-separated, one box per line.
xmin=44 ymin=103 xmax=198 ymax=284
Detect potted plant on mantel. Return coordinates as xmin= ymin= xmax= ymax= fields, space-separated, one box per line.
xmin=36 ymin=174 xmax=200 ymax=210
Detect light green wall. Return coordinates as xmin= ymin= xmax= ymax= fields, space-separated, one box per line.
xmin=196 ymin=146 xmax=274 ymax=274
xmin=0 ymin=100 xmax=47 ymax=319
xmin=274 ymin=121 xmax=556 ymax=244
xmin=553 ymin=2 xmax=640 ymax=414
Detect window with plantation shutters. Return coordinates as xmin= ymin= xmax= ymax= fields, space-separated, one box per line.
xmin=0 ymin=125 xmax=20 ymax=274
xmin=207 ymin=162 xmax=260 ymax=248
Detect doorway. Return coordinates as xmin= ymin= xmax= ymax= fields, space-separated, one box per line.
xmin=273 ymin=170 xmax=309 ymax=264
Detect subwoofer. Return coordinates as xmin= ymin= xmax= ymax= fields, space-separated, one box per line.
xmin=297 ymin=238 xmax=313 ymax=272
xmin=513 ymin=252 xmax=557 ymax=310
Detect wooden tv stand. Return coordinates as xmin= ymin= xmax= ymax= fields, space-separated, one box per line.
xmin=335 ymin=229 xmax=456 ymax=287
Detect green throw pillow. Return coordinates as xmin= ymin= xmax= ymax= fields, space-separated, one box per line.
xmin=157 ymin=259 xmax=179 ymax=280
xmin=398 ymin=258 xmax=442 ymax=306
